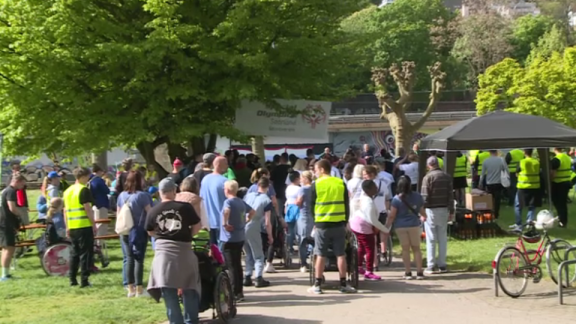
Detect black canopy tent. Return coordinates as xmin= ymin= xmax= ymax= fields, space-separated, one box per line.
xmin=417 ymin=111 xmax=576 ymax=210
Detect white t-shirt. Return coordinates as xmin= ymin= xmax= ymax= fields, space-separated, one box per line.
xmin=331 ymin=166 xmax=341 ymax=178
xmin=372 ymin=177 xmax=391 ymax=214
xmin=347 ymin=178 xmax=363 ymax=199
xmin=378 ymin=171 xmax=394 ymax=195
xmin=285 ymin=184 xmax=301 ymax=205
xmin=399 ymin=162 xmax=419 ymax=185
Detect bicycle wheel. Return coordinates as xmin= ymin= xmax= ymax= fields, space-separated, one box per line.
xmin=546 ymin=239 xmax=576 ymax=287
xmin=495 ymin=246 xmax=529 ymax=298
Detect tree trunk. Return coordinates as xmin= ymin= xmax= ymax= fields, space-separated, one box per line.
xmin=90 ymin=151 xmax=108 ymax=169
xmin=251 ymin=136 xmax=265 ymax=160
xmin=206 ymin=134 xmax=217 ymax=153
xmin=136 ymin=141 xmax=169 ymax=179
xmin=188 ymin=134 xmax=218 ymax=157
xmin=167 ymin=142 xmax=187 ymax=164
xmin=389 ymin=113 xmax=415 ymax=155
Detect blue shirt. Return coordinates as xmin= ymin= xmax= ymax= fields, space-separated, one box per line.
xmin=36 ymin=195 xmax=48 ymax=220
xmin=220 ymin=197 xmax=252 ymax=243
xmin=297 ymin=185 xmax=312 ymax=221
xmin=243 ymin=192 xmax=272 ymax=234
xmin=117 ymin=191 xmax=153 ymax=226
xmin=391 ymin=192 xmax=424 ymax=229
xmin=200 ymin=173 xmax=228 ymax=229
xmin=89 ymin=174 xmax=111 ymax=209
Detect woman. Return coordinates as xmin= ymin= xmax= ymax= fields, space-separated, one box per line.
xmin=396 ymin=153 xmax=419 ymax=191
xmin=117 ymin=171 xmax=153 ymax=297
xmin=346 ymin=164 xmax=365 ymax=199
xmin=285 ymin=159 xmax=308 ymax=185
xmin=175 ymin=177 xmax=209 ymax=230
xmin=295 ymin=171 xmax=314 ymax=272
xmin=248 ymin=168 xmax=283 ymax=273
xmin=284 ymin=171 xmax=301 ymax=254
xmin=384 ymin=176 xmax=426 ymax=280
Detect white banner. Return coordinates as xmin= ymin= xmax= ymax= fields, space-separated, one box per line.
xmin=235 ymin=99 xmax=331 ymax=140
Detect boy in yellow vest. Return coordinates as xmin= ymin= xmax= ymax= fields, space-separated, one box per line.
xmin=63 ymin=167 xmax=96 ymax=288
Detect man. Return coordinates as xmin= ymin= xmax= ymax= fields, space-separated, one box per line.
xmin=429 ymin=151 xmax=444 ymax=169
xmin=270 ymin=154 xmax=291 ymax=216
xmin=7 ymin=161 xmax=29 ymax=226
xmin=185 ymin=153 xmax=203 ymax=177
xmin=511 ymin=149 xmax=542 ymax=231
xmin=322 ymin=155 xmax=341 ymax=178
xmin=480 ymin=150 xmax=507 ymax=219
xmin=361 ymin=144 xmax=373 ymax=160
xmin=473 ymin=150 xmax=490 ymax=189
xmin=420 ymin=156 xmax=454 ymax=274
xmin=167 ymin=158 xmax=184 ymax=187
xmin=63 ymin=167 xmax=97 ymax=287
xmin=89 ymin=164 xmax=110 ymax=236
xmin=550 ymin=148 xmax=571 ymax=227
xmin=193 ymin=153 xmax=216 ymax=188
xmin=308 ymin=159 xmax=355 ymax=294
xmin=200 ymin=157 xmax=229 ymax=246
xmin=145 ymin=178 xmax=202 ymax=324
xmin=306 ymin=149 xmax=316 ymax=169
xmin=115 ymin=158 xmax=134 ymax=194
xmin=453 ymin=151 xmax=468 ymax=207
xmin=505 ymin=149 xmax=525 ymax=206
xmin=0 ymin=174 xmax=26 ymax=281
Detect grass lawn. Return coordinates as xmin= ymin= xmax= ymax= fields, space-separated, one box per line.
xmin=0 ymin=190 xmax=167 ymax=324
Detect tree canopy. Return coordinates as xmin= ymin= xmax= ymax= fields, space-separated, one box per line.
xmin=0 ymin=0 xmax=361 ymax=165
xmin=476 ymin=46 xmax=576 ymax=128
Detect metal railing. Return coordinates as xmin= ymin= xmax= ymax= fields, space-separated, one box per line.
xmin=557 ymin=246 xmax=576 ymax=305
xmin=329 ymin=111 xmax=477 ymax=124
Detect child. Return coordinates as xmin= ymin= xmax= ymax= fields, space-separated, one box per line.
xmin=284 ymin=171 xmax=301 ymax=253
xmin=349 ymin=180 xmax=389 ymax=281
xmin=220 ymin=180 xmax=254 ymax=301
xmin=47 ymin=198 xmax=66 ymax=240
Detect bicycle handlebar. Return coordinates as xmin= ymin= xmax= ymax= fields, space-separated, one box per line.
xmin=516 ymin=217 xmax=560 ymax=231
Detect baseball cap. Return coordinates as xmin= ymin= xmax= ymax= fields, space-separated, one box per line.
xmin=427 ymin=156 xmax=439 ymax=167
xmin=148 ymin=186 xmax=158 ymax=194
xmin=173 ymin=158 xmax=183 ymax=167
xmin=203 ymin=153 xmax=216 ymax=164
xmin=47 ymin=171 xmax=60 ymax=179
xmin=158 ymin=178 xmax=178 ymax=193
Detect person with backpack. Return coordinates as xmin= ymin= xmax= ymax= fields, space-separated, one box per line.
xmin=116 ymin=171 xmax=152 ymax=297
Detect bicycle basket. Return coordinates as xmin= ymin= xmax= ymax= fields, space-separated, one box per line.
xmin=522 ymin=228 xmax=541 ymax=244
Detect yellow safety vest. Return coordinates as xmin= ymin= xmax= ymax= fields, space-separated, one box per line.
xmin=454 ymin=155 xmax=467 ymax=178
xmin=469 ymin=150 xmax=479 ymax=164
xmin=553 ymin=153 xmax=572 ymax=183
xmin=476 ymin=151 xmax=490 ymax=173
xmin=63 ymin=183 xmax=92 ymax=229
xmin=438 ymin=157 xmax=444 ymax=169
xmin=508 ymin=149 xmax=524 ymax=173
xmin=517 ymin=157 xmax=540 ymax=189
xmin=314 ymin=176 xmax=346 ymax=223
xmin=146 ymin=170 xmax=158 ymax=185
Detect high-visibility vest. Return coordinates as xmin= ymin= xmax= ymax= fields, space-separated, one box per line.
xmin=313 ymin=176 xmax=346 ymax=223
xmin=571 ymin=172 xmax=576 ymax=183
xmin=553 ymin=153 xmax=572 ymax=183
xmin=63 ymin=183 xmax=92 ymax=229
xmin=469 ymin=150 xmax=479 ymax=164
xmin=454 ymin=155 xmax=467 ymax=178
xmin=438 ymin=157 xmax=444 ymax=169
xmin=476 ymin=151 xmax=490 ymax=174
xmin=508 ymin=149 xmax=524 ymax=173
xmin=517 ymin=157 xmax=540 ymax=189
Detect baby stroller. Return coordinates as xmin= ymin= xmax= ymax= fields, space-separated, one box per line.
xmin=308 ymin=230 xmax=359 ymax=289
xmin=270 ymin=214 xmax=291 ymax=269
xmin=184 ymin=230 xmax=236 ymax=323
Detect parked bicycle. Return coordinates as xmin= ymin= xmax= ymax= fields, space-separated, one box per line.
xmin=493 ymin=213 xmax=576 ymax=298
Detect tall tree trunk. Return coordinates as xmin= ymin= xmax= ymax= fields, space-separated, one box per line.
xmin=136 ymin=140 xmax=169 ymax=179
xmin=251 ymin=136 xmax=265 ymax=160
xmin=206 ymin=134 xmax=217 ymax=153
xmin=188 ymin=134 xmax=218 ymax=157
xmin=167 ymin=141 xmax=187 ymax=164
xmin=91 ymin=151 xmax=108 ymax=169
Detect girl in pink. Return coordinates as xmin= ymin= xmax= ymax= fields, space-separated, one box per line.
xmin=349 ymin=180 xmax=390 ymax=281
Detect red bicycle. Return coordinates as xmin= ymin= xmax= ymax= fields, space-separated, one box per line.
xmin=493 ymin=219 xmax=576 ymax=298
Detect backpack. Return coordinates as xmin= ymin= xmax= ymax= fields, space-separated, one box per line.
xmin=115 ymin=194 xmax=135 ymax=235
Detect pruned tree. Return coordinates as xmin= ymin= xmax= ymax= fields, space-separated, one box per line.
xmin=371 ymin=61 xmax=446 ymax=152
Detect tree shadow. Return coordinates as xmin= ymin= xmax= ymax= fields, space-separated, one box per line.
xmin=201 ymin=314 xmax=322 ymax=324
xmin=239 ymin=292 xmax=377 ymax=308
xmin=422 ymin=272 xmax=492 ymax=281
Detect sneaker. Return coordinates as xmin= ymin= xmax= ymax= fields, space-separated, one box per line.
xmin=264 ymin=263 xmax=277 ymax=273
xmin=0 ymin=276 xmax=11 ymax=282
xmin=509 ymin=224 xmax=522 ymax=232
xmin=358 ymin=267 xmax=366 ymax=275
xmin=136 ymin=291 xmax=150 ymax=298
xmin=416 ymin=272 xmax=425 ymax=280
xmin=300 ymin=266 xmax=307 ymax=273
xmin=438 ymin=267 xmax=448 ymax=273
xmin=307 ymin=285 xmax=323 ymax=294
xmin=403 ymin=272 xmax=413 ymax=280
xmin=127 ymin=290 xmax=136 ymax=298
xmin=338 ymin=285 xmax=357 ymax=293
xmin=235 ymin=293 xmax=245 ymax=302
xmin=243 ymin=276 xmax=253 ymax=287
xmin=80 ymin=281 xmax=92 ymax=288
xmin=380 ymin=253 xmax=387 ymax=262
xmin=364 ymin=272 xmax=381 ymax=281
xmin=70 ymin=280 xmax=79 ymax=287
xmin=255 ymin=277 xmax=270 ymax=288
xmin=424 ymin=268 xmax=436 ymax=275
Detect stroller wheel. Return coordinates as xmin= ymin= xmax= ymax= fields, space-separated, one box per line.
xmin=214 ymin=272 xmax=235 ymax=322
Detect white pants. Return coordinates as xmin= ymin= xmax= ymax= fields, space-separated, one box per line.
xmin=93 ymin=207 xmax=109 ymax=237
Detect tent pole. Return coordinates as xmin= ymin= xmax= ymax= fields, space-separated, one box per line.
xmin=539 ymin=149 xmax=553 ymax=212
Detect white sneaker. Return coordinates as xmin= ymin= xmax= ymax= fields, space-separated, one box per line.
xmin=509 ymin=224 xmax=522 ymax=232
xmin=265 ymin=263 xmax=277 ymax=273
xmin=300 ymin=266 xmax=307 ymax=273
xmin=127 ymin=291 xmax=136 ymax=298
xmin=136 ymin=291 xmax=150 ymax=298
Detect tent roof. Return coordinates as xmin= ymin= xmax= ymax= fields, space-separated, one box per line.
xmin=419 ymin=111 xmax=576 ymax=151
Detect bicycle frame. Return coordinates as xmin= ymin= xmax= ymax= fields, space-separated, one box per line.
xmin=514 ymin=231 xmax=552 ymax=266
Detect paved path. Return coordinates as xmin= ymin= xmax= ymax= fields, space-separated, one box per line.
xmin=176 ymin=260 xmax=576 ymax=324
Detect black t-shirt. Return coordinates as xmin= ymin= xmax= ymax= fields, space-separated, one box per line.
xmin=79 ymin=187 xmax=94 ymax=205
xmin=551 ymin=157 xmax=560 ymax=170
xmin=145 ymin=201 xmax=200 ymax=242
xmin=166 ymin=173 xmax=182 ymax=186
xmin=271 ymin=164 xmax=291 ymax=200
xmin=193 ymin=169 xmax=212 ymax=189
xmin=0 ymin=186 xmax=19 ymax=229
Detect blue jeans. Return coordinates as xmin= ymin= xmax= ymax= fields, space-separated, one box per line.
xmin=120 ymin=237 xmax=128 ymax=286
xmin=515 ymin=192 xmax=536 ymax=226
xmin=244 ymin=230 xmax=265 ymax=278
xmin=299 ymin=237 xmax=311 ymax=266
xmin=151 ymin=237 xmax=156 ymax=250
xmin=161 ymin=287 xmax=199 ymax=324
xmin=424 ymin=208 xmax=449 ymax=269
xmin=287 ymin=221 xmax=296 ymax=252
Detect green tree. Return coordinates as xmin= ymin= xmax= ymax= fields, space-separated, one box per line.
xmin=526 ymin=24 xmax=569 ymax=63
xmin=476 ymin=47 xmax=576 ymax=127
xmin=0 ymin=0 xmax=361 ymax=173
xmin=342 ymin=0 xmax=458 ymax=92
xmin=511 ymin=14 xmax=556 ymax=63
